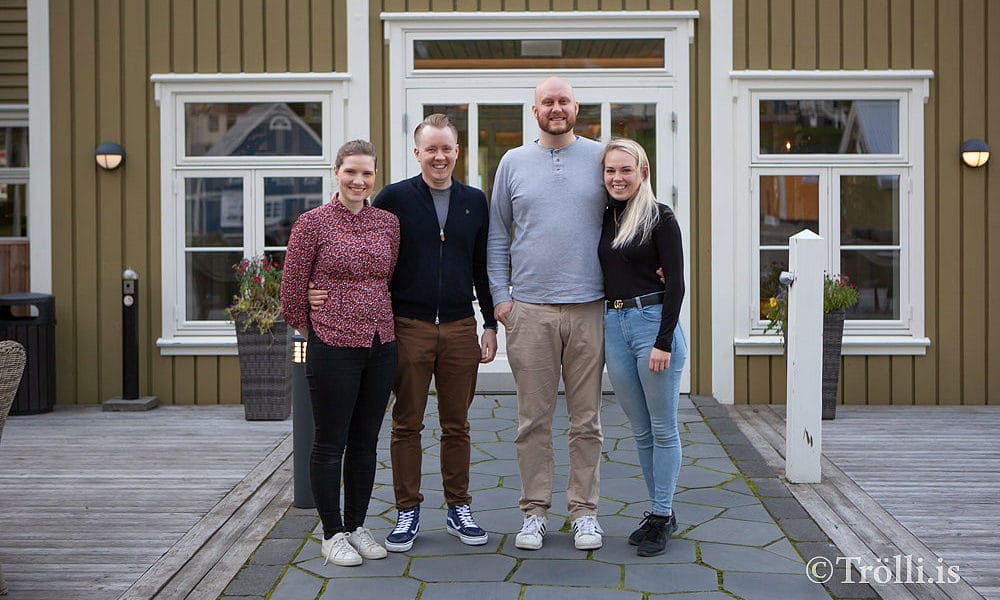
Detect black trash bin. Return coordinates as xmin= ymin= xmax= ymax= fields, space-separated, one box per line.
xmin=0 ymin=293 xmax=56 ymax=415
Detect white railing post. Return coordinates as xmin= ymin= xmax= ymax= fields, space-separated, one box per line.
xmin=784 ymin=230 xmax=825 ymax=483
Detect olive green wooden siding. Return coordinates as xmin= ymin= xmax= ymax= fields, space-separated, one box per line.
xmin=733 ymin=0 xmax=1000 ymax=406
xmin=372 ymin=0 xmax=714 ymax=396
xmin=47 ymin=0 xmax=347 ymax=405
xmin=0 ymin=1 xmax=26 ymax=103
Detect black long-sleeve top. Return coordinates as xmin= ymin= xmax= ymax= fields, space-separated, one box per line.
xmin=598 ymin=199 xmax=685 ymax=352
xmin=373 ymin=175 xmax=498 ymax=329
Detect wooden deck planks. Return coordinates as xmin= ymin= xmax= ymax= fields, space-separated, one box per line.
xmin=820 ymin=406 xmax=1000 ymax=599
xmin=732 ymin=404 xmax=999 ymax=600
xmin=0 ymin=406 xmax=292 ymax=600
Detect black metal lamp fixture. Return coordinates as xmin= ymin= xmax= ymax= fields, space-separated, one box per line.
xmin=959 ymin=139 xmax=990 ymax=168
xmin=95 ymin=141 xmax=125 ymax=170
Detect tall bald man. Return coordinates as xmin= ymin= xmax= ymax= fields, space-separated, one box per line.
xmin=487 ymin=77 xmax=606 ymax=551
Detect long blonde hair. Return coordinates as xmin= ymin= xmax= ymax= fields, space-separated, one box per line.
xmin=603 ymin=137 xmax=661 ymax=248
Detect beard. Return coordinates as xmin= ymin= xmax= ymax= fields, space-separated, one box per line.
xmin=539 ymin=113 xmax=577 ymax=135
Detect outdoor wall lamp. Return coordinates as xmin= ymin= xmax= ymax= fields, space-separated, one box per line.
xmin=960 ymin=139 xmax=990 ymax=168
xmin=95 ymin=141 xmax=125 ymax=170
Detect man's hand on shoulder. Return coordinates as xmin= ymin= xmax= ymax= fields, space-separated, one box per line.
xmin=307 ymin=282 xmax=328 ymax=311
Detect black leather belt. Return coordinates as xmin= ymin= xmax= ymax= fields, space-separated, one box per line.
xmin=606 ymin=292 xmax=664 ymax=310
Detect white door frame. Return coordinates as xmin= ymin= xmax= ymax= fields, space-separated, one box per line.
xmin=383 ymin=11 xmax=698 ymax=392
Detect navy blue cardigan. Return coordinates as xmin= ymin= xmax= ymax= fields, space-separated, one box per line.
xmin=373 ymin=175 xmax=497 ymax=329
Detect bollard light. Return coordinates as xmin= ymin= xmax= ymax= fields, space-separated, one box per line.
xmin=291 ymin=331 xmax=315 ymax=508
xmin=293 ymin=338 xmax=308 ymax=363
xmin=102 ymin=268 xmax=158 ymax=411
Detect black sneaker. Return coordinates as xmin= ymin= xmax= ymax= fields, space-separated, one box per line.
xmin=637 ymin=512 xmax=677 ymax=557
xmin=628 ymin=512 xmax=656 ymax=546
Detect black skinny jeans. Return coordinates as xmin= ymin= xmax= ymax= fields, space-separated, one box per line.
xmin=306 ymin=331 xmax=397 ymax=539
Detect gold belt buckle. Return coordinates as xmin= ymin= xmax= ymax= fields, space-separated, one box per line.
xmin=612 ymin=299 xmax=624 ymax=310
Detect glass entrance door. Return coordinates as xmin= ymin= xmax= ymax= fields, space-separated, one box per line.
xmin=405 ymin=87 xmax=673 ymax=211
xmin=403 ymin=86 xmax=688 ymax=391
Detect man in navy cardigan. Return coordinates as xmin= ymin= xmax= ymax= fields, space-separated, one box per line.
xmin=310 ymin=114 xmax=497 ymax=552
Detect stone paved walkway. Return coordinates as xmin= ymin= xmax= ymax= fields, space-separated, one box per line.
xmin=222 ymin=395 xmax=861 ymax=599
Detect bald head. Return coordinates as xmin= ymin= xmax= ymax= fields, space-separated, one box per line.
xmin=534 ymin=77 xmax=576 ymax=104
xmin=532 ymin=77 xmax=579 ymax=142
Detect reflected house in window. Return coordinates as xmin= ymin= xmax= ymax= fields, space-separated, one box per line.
xmin=205 ymin=103 xmax=322 ymax=156
xmin=186 ymin=102 xmax=323 ymax=157
xmin=839 ymin=101 xmax=898 ymax=155
xmin=760 ymin=99 xmax=899 ymax=155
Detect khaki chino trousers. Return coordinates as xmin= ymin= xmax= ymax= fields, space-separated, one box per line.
xmin=505 ymin=299 xmax=605 ymax=520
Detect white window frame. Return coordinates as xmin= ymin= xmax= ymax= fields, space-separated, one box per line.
xmin=731 ymin=71 xmax=932 ymax=355
xmin=0 ymin=106 xmax=30 ymax=242
xmin=153 ymin=74 xmax=350 ymax=355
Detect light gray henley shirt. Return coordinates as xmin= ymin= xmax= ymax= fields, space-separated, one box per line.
xmin=487 ymin=136 xmax=606 ymax=305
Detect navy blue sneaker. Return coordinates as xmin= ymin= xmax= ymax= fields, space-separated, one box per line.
xmin=385 ymin=505 xmax=420 ymax=552
xmin=446 ymin=504 xmax=489 ymax=546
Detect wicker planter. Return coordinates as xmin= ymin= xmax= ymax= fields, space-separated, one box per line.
xmin=821 ymin=310 xmax=846 ymax=420
xmin=234 ymin=315 xmax=292 ymax=421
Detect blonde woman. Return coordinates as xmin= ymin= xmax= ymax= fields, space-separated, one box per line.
xmin=599 ymin=137 xmax=686 ymax=557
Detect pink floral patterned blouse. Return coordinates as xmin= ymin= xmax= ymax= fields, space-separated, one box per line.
xmin=280 ymin=197 xmax=400 ymax=348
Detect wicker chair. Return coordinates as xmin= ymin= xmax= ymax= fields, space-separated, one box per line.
xmin=0 ymin=340 xmax=27 ymax=596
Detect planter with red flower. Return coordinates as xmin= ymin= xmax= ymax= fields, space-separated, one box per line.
xmin=763 ymin=273 xmax=860 ymax=419
xmin=226 ymin=255 xmax=291 ymax=420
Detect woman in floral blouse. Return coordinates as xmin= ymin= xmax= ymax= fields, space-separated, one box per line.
xmin=281 ymin=139 xmax=400 ymax=567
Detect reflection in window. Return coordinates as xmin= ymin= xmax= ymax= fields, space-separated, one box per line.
xmin=413 ymin=38 xmax=664 ymax=70
xmin=479 ymin=105 xmax=522 ymax=203
xmin=759 ymin=250 xmax=788 ymax=318
xmin=840 ymin=175 xmax=899 ymax=246
xmin=842 ymin=249 xmax=899 ymax=320
xmin=422 ymin=104 xmax=469 ymax=184
xmin=0 ymin=183 xmax=27 ymax=237
xmin=612 ymin=103 xmax=656 ymax=188
xmin=186 ymin=251 xmax=241 ymax=321
xmin=185 ymin=178 xmax=244 ymax=247
xmin=185 ymin=103 xmax=323 ymax=157
xmin=263 ymin=177 xmax=323 ymax=247
xmin=0 ymin=127 xmax=29 ymax=167
xmin=759 ymin=100 xmax=899 ymax=154
xmin=759 ymin=175 xmax=819 ymax=245
xmin=574 ymin=104 xmax=601 ymax=141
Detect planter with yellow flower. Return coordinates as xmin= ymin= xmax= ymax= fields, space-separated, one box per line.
xmin=227 ymin=256 xmax=291 ymax=421
xmin=763 ymin=274 xmax=860 ymax=419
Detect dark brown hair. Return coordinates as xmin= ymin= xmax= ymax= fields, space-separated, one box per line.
xmin=335 ymin=139 xmax=378 ymax=169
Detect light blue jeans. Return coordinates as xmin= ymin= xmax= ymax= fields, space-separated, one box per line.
xmin=604 ymin=303 xmax=687 ymax=516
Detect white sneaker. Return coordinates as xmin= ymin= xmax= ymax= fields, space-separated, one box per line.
xmin=515 ymin=514 xmax=547 ymax=550
xmin=321 ymin=532 xmax=363 ymax=566
xmin=572 ymin=515 xmax=604 ymax=550
xmin=347 ymin=526 xmax=387 ymax=559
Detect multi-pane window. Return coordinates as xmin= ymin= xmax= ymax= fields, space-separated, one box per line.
xmin=0 ymin=123 xmax=29 ymax=239
xmin=733 ymin=73 xmax=930 ymax=351
xmin=155 ymin=78 xmax=345 ymax=349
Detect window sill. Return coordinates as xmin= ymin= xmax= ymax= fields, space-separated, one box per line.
xmin=157 ymin=336 xmax=237 ymax=356
xmin=735 ymin=335 xmax=930 ymax=356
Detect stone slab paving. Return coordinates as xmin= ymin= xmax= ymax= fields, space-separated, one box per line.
xmin=223 ymin=394 xmax=879 ymax=599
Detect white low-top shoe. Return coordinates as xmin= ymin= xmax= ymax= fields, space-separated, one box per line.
xmin=321 ymin=532 xmax=363 ymax=566
xmin=514 ymin=514 xmax=547 ymax=550
xmin=572 ymin=515 xmax=604 ymax=550
xmin=348 ymin=526 xmax=387 ymax=559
